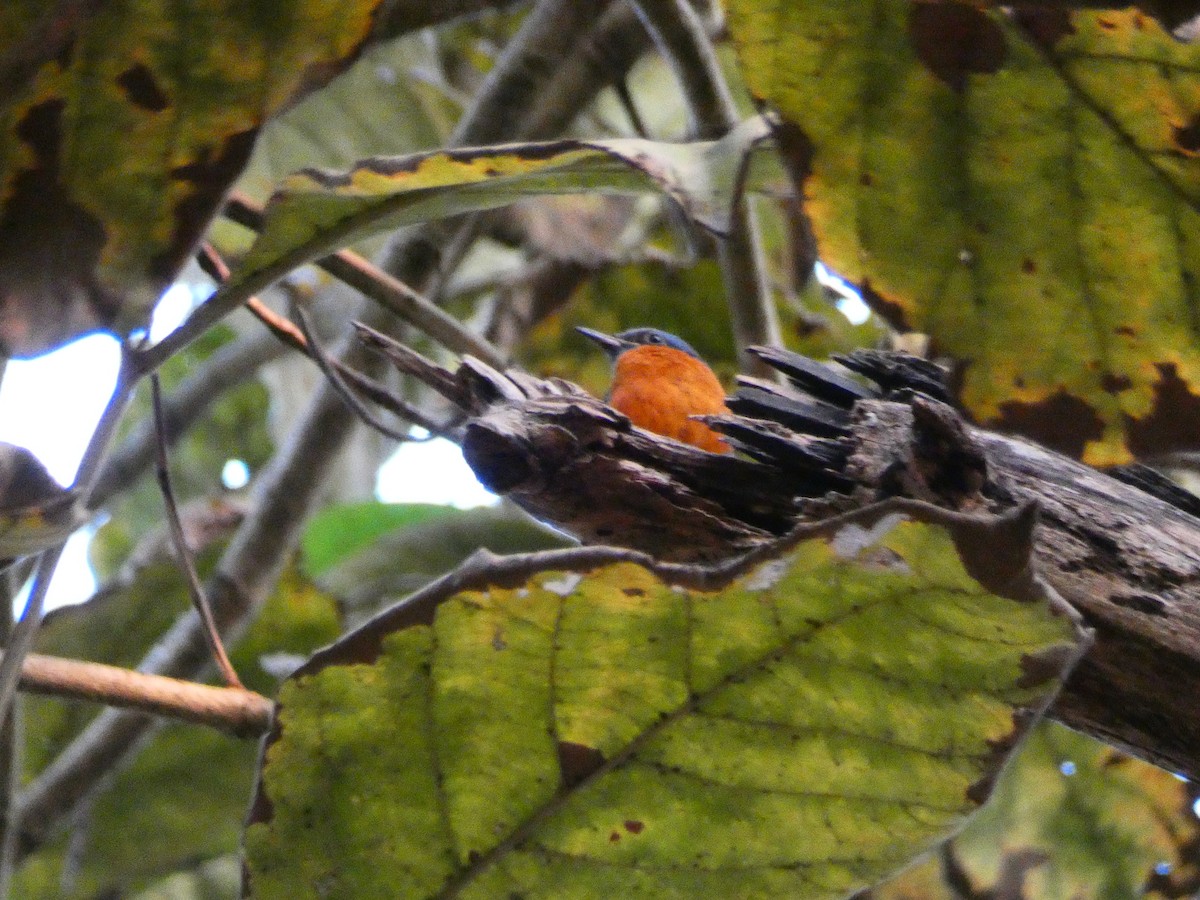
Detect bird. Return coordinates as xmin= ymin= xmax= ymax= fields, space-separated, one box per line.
xmin=576 ymin=326 xmax=730 ymax=454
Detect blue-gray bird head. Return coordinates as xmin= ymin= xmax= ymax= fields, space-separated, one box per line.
xmin=576 ymin=326 xmax=700 ymax=360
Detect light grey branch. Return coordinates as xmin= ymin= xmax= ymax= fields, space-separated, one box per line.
xmin=17 ymin=653 xmax=270 ymax=736
xmin=629 ymin=0 xmax=782 ymax=374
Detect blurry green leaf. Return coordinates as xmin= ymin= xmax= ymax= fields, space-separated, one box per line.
xmin=0 ymin=0 xmax=383 ymax=357
xmin=223 ymin=116 xmax=779 ymax=304
xmin=955 ymin=722 xmax=1198 ymax=899
xmin=301 ymin=502 xmax=451 ymax=579
xmin=214 ymin=31 xmax=459 ymax=259
xmin=238 ymin=34 xmax=455 ymax=203
xmin=131 ymin=855 xmax=240 ymax=900
xmin=245 ymin=519 xmax=1082 ymax=898
xmin=726 ymin=2 xmax=1200 ymax=464
xmin=310 ymin=503 xmax=569 ymax=614
xmin=874 ymin=721 xmax=1200 ymax=898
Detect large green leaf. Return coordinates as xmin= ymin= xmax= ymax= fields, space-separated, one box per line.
xmin=726 ymin=2 xmax=1200 ymax=464
xmin=221 ymin=116 xmax=777 ymax=307
xmin=244 ymin=517 xmax=1083 ymax=898
xmin=0 ymin=0 xmax=380 ymax=357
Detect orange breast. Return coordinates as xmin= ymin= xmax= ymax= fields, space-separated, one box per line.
xmin=609 ymin=346 xmax=730 ymax=453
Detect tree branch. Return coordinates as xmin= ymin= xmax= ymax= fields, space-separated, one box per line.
xmin=221 ymin=193 xmax=507 ymax=368
xmin=629 ymin=0 xmax=782 ymax=374
xmin=17 ymin=653 xmax=270 ymax=736
xmin=90 ymin=330 xmax=285 ymax=507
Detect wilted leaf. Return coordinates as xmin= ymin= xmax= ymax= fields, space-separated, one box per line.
xmin=0 ymin=0 xmax=381 ymax=357
xmin=0 ymin=442 xmax=84 ymax=559
xmin=726 ymin=2 xmax=1200 ymax=464
xmin=222 ymin=116 xmax=778 ymax=306
xmin=245 ymin=518 xmax=1083 ymax=898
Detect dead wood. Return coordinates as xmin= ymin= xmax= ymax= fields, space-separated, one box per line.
xmin=360 ymin=323 xmax=1200 ymax=779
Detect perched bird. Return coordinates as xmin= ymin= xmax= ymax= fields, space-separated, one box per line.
xmin=577 ymin=326 xmax=730 ymax=454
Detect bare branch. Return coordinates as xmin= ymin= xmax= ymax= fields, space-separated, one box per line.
xmin=0 ymin=572 xmax=21 ymax=900
xmin=90 ymin=330 xmax=285 ymax=507
xmin=290 ymin=298 xmax=422 ymax=443
xmin=200 ymin=242 xmax=443 ymax=441
xmin=222 ymin=194 xmax=508 ymax=367
xmin=18 ymin=653 xmax=270 ymax=736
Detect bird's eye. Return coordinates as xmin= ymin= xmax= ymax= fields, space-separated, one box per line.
xmin=648 ymin=334 xmax=662 ymax=344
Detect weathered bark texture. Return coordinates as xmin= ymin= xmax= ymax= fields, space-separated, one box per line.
xmin=361 ymin=324 xmax=1200 ymax=779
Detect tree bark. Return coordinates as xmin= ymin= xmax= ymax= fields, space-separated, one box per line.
xmin=367 ymin=331 xmax=1200 ymax=779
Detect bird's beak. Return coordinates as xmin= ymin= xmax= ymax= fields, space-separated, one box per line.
xmin=576 ymin=326 xmax=630 ymax=360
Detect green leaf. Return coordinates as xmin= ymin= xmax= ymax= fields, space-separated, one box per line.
xmin=245 ymin=518 xmax=1083 ymax=898
xmin=0 ymin=0 xmax=381 ymax=357
xmin=222 ymin=117 xmax=778 ymax=306
xmin=725 ymin=2 xmax=1200 ymax=464
xmin=875 ymin=721 xmax=1200 ymax=898
xmin=308 ymin=503 xmax=569 ymax=611
xmin=956 ymin=722 xmax=1198 ymax=899
xmin=301 ymin=502 xmax=452 ymax=579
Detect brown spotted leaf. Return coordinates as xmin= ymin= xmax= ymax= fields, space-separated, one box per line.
xmin=727 ymin=2 xmax=1200 ymax=464
xmin=218 ymin=116 xmax=777 ymax=307
xmin=0 ymin=0 xmax=381 ymax=357
xmin=245 ymin=518 xmax=1084 ymax=898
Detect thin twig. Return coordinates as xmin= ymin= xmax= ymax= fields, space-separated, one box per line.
xmin=151 ymin=375 xmax=244 ymax=689
xmin=290 ymin=297 xmax=422 ymax=443
xmin=17 ymin=652 xmax=270 ymax=736
xmin=0 ymin=547 xmax=62 ymax=743
xmin=90 ymin=330 xmax=286 ymax=508
xmin=221 ymin=193 xmax=507 ymax=368
xmin=0 ymin=571 xmax=20 ymax=900
xmin=202 ymin=241 xmax=444 ymax=440
xmin=612 ymin=76 xmax=649 ymax=138
xmin=196 ymin=242 xmax=309 ymax=352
